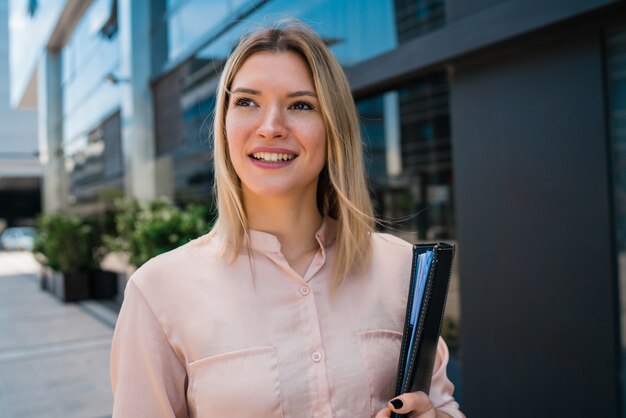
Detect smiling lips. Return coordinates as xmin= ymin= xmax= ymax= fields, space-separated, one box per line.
xmin=248 ymin=149 xmax=298 ymax=169
xmin=251 ymin=152 xmax=296 ymax=162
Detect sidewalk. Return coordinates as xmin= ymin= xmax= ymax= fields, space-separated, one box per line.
xmin=0 ymin=252 xmax=117 ymax=418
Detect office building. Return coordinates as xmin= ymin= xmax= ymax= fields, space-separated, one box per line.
xmin=9 ymin=0 xmax=626 ymax=416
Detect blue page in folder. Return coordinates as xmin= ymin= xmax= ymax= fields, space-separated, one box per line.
xmin=402 ymin=250 xmax=435 ymax=384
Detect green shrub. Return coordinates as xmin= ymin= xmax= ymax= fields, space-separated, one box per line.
xmin=35 ymin=213 xmax=103 ymax=273
xmin=104 ymin=197 xmax=213 ymax=268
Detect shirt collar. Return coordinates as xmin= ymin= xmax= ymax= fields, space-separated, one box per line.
xmin=245 ymin=215 xmax=337 ymax=253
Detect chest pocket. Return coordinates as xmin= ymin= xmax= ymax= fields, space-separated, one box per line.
xmin=357 ymin=330 xmax=403 ymax=418
xmin=187 ymin=345 xmax=284 ymax=418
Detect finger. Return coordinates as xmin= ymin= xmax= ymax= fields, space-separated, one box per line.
xmin=374 ymin=406 xmax=392 ymax=418
xmin=388 ymin=392 xmax=435 ymax=417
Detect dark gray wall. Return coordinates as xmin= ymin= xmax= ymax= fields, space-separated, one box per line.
xmin=446 ymin=0 xmax=503 ymax=22
xmin=451 ymin=30 xmax=618 ymax=417
xmin=346 ymin=0 xmax=619 ymax=99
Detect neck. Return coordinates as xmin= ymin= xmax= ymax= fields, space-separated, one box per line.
xmin=243 ymin=187 xmax=323 ymax=260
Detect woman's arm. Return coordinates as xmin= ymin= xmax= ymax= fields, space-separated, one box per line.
xmin=111 ymin=280 xmax=189 ymax=418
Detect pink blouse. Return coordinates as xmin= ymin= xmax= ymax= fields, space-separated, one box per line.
xmin=110 ymin=217 xmax=465 ymax=417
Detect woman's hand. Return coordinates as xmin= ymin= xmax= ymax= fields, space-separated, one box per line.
xmin=374 ymin=392 xmax=452 ymax=418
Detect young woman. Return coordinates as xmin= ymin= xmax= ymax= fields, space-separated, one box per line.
xmin=111 ymin=22 xmax=465 ymax=418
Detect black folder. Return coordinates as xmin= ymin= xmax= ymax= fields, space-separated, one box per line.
xmin=391 ymin=243 xmax=455 ymax=418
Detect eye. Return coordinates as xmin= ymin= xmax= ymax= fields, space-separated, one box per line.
xmin=233 ymin=97 xmax=257 ymax=107
xmin=290 ymin=101 xmax=314 ymax=111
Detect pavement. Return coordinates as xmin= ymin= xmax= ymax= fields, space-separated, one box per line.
xmin=0 ymin=251 xmax=117 ymax=418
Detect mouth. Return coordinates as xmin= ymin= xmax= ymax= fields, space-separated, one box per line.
xmin=249 ymin=152 xmax=298 ymax=162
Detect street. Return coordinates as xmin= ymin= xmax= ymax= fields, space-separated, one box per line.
xmin=0 ymin=251 xmax=115 ymax=418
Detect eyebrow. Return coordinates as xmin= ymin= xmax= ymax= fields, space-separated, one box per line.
xmin=287 ymin=90 xmax=317 ymax=98
xmin=229 ymin=87 xmax=317 ymax=98
xmin=229 ymin=87 xmax=260 ymax=95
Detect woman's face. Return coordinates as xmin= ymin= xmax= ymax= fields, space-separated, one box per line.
xmin=225 ymin=51 xmax=327 ymax=202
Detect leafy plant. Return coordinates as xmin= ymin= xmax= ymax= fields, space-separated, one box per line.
xmin=104 ymin=197 xmax=213 ymax=268
xmin=34 ymin=213 xmax=103 ymax=273
xmin=131 ymin=203 xmax=211 ymax=267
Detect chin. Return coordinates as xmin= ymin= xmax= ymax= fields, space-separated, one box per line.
xmin=247 ymin=185 xmax=297 ymax=197
xmin=243 ymin=181 xmax=317 ymax=200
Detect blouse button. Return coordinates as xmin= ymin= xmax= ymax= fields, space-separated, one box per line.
xmin=300 ymin=286 xmax=310 ymax=296
xmin=311 ymin=351 xmax=322 ymax=362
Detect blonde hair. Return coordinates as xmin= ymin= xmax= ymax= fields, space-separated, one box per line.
xmin=211 ymin=21 xmax=374 ymax=293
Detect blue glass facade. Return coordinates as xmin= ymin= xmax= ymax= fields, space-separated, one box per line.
xmin=61 ymin=0 xmax=122 ymax=203
xmin=153 ymin=0 xmax=444 ymax=75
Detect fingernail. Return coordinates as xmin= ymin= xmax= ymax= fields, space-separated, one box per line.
xmin=390 ymin=398 xmax=403 ymax=409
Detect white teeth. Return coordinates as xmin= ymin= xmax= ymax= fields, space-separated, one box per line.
xmin=252 ymin=152 xmax=296 ymax=162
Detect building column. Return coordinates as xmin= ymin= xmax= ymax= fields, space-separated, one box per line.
xmin=37 ymin=49 xmax=68 ymax=213
xmin=118 ymin=0 xmax=159 ymax=202
xmin=383 ymin=91 xmax=402 ymax=177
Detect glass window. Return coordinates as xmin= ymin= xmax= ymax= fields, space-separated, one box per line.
xmin=167 ymin=0 xmax=230 ymax=60
xmin=150 ymin=0 xmax=254 ymax=70
xmin=356 ymin=73 xmax=461 ymax=398
xmin=60 ymin=0 xmax=123 ymax=205
xmin=66 ymin=112 xmax=123 ymax=204
xmin=62 ymin=0 xmax=121 ymax=144
xmin=195 ymin=0 xmax=397 ymax=67
xmin=154 ymin=0 xmax=446 ymax=75
xmin=152 ymin=58 xmax=217 ymax=205
xmin=394 ymin=0 xmax=445 ymax=44
xmin=357 ymin=73 xmax=453 ymax=241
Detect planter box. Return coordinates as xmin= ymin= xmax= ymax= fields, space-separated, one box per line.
xmin=90 ymin=269 xmax=118 ymax=299
xmin=52 ymin=270 xmax=90 ymax=302
xmin=116 ymin=272 xmax=128 ymax=303
xmin=39 ymin=266 xmax=52 ymax=291
xmin=100 ymin=252 xmax=134 ymax=302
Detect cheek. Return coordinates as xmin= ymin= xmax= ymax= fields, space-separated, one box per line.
xmin=225 ymin=114 xmax=237 ymax=144
xmin=226 ymin=112 xmax=257 ymax=147
xmin=225 ymin=117 xmax=245 ymax=158
xmin=307 ymin=123 xmax=327 ymax=163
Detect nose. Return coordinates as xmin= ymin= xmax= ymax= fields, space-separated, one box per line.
xmin=256 ymin=105 xmax=288 ymax=140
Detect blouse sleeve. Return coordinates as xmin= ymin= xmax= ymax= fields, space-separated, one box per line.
xmin=430 ymin=337 xmax=466 ymax=418
xmin=110 ymin=280 xmax=189 ymax=418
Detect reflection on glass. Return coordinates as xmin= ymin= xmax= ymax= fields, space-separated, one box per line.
xmin=168 ymin=0 xmax=229 ymax=60
xmin=173 ymin=90 xmax=215 ymax=206
xmin=359 ymin=95 xmax=388 ymax=182
xmin=66 ymin=112 xmax=123 ymax=203
xmin=195 ymin=0 xmax=396 ymax=66
xmin=62 ymin=0 xmax=121 ymax=143
xmin=154 ymin=0 xmax=446 ymax=76
xmin=606 ymin=25 xmax=626 ymax=418
xmin=357 ymin=73 xmax=453 ymax=241
xmin=394 ymin=0 xmax=445 ymax=44
xmin=154 ymin=58 xmax=218 ymax=205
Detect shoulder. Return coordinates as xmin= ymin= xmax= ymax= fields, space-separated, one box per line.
xmin=128 ymin=232 xmax=219 ymax=298
xmin=371 ymin=231 xmax=413 ymax=253
xmin=368 ymin=231 xmax=414 ymax=266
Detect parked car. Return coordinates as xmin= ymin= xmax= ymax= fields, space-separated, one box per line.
xmin=0 ymin=227 xmax=36 ymax=251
